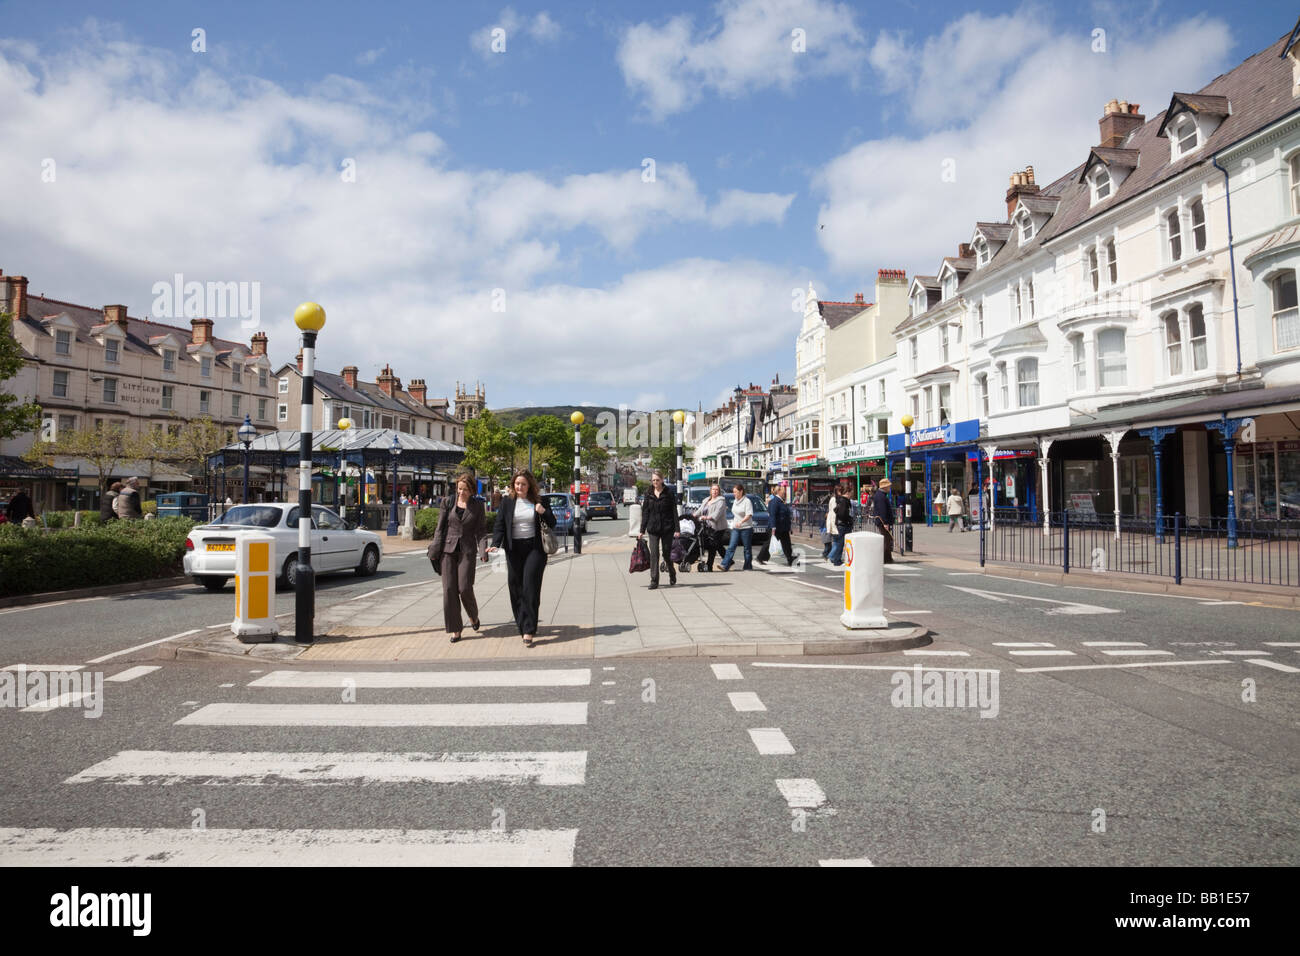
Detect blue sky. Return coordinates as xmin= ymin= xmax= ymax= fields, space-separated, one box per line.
xmin=2 ymin=0 xmax=1295 ymax=413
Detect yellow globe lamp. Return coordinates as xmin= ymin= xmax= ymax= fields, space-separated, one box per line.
xmin=672 ymin=410 xmax=686 ymax=426
xmin=293 ymin=301 xmax=326 ymax=332
xmin=570 ymin=411 xmax=585 ymax=426
xmin=337 ymin=417 xmax=352 ymax=431
xmin=900 ymin=414 xmax=914 ymax=429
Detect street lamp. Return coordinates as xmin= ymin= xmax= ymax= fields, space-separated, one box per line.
xmin=292 ymin=300 xmax=326 ymax=644
xmin=237 ymin=414 xmax=256 ymax=504
xmin=541 ymin=462 xmax=550 ymax=490
xmin=336 ymin=417 xmax=353 ymax=522
xmin=387 ymin=434 xmax=403 ymax=536
xmin=571 ymin=410 xmax=584 ymax=555
xmin=672 ymin=410 xmax=686 ymax=495
xmin=900 ymin=413 xmax=914 ymax=554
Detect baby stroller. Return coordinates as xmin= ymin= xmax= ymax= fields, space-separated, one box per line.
xmin=670 ymin=513 xmax=702 ymax=573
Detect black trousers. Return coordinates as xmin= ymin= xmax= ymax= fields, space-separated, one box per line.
xmin=647 ymin=533 xmax=675 ymax=585
xmin=761 ymin=529 xmax=793 ymax=564
xmin=506 ymin=538 xmax=547 ymax=635
xmin=701 ymin=526 xmax=724 ymax=569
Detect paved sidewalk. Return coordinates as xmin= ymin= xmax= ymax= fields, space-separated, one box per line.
xmin=289 ymin=531 xmax=925 ymax=661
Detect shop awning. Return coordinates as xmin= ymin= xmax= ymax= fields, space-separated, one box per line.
xmin=0 ymin=455 xmax=78 ymax=481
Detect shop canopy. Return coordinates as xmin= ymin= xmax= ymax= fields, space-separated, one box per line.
xmin=0 ymin=455 xmax=79 ymax=481
xmin=207 ymin=428 xmax=465 ymax=474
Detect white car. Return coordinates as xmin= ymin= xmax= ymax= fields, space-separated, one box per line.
xmin=183 ymin=503 xmax=383 ymax=592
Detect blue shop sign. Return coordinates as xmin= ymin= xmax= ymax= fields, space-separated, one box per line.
xmin=888 ymin=418 xmax=980 ymax=453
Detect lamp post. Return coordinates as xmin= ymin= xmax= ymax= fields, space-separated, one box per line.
xmin=571 ymin=410 xmax=584 ymax=554
xmin=672 ymin=410 xmax=686 ymax=496
xmin=336 ymin=417 xmax=353 ymax=521
xmin=900 ymin=413 xmax=914 ymax=555
xmin=292 ymin=301 xmax=325 ymax=644
xmin=387 ymin=434 xmax=402 ymax=536
xmin=237 ymin=414 xmax=256 ymax=504
xmin=541 ymin=462 xmax=550 ymax=491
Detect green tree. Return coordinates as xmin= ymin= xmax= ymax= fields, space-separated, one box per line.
xmin=0 ymin=312 xmax=42 ymax=441
xmin=169 ymin=416 xmax=228 ymax=495
xmin=25 ymin=422 xmax=144 ymax=498
xmin=649 ymin=442 xmax=692 ymax=479
xmin=462 ymin=409 xmax=516 ymax=486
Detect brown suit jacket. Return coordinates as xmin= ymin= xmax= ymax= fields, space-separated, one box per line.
xmin=432 ymin=497 xmax=488 ymax=559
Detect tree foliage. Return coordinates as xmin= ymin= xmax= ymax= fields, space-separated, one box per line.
xmin=0 ymin=312 xmax=42 ymax=441
xmin=24 ymin=422 xmax=146 ymax=494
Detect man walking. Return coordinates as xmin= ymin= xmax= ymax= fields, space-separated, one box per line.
xmin=762 ymin=485 xmax=794 ymax=566
xmin=946 ymin=488 xmax=965 ymax=532
xmin=870 ymin=479 xmax=896 ymax=563
xmin=5 ymin=488 xmax=34 ymax=524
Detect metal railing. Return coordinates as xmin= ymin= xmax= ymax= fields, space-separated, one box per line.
xmin=981 ymin=510 xmax=1300 ymax=587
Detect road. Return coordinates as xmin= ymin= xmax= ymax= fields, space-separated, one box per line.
xmin=0 ymin=530 xmax=1296 ymax=866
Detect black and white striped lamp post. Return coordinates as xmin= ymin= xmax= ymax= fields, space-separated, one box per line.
xmin=571 ymin=410 xmax=584 ymax=555
xmin=293 ymin=301 xmax=326 ymax=644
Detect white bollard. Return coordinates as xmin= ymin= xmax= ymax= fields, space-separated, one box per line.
xmin=401 ymin=504 xmax=415 ymax=540
xmin=627 ymin=502 xmax=643 ymax=537
xmin=840 ymin=530 xmax=887 ymax=629
xmin=232 ymin=531 xmax=278 ymax=643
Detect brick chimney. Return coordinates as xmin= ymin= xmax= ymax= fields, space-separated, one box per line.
xmin=408 ymin=378 xmax=427 ymax=406
xmin=853 ymin=292 xmax=865 ymax=304
xmin=342 ymin=365 xmax=358 ymax=389
xmin=377 ymin=364 xmax=397 ymax=397
xmin=103 ymin=304 xmax=128 ymax=332
xmin=4 ymin=274 xmax=28 ymax=320
xmin=958 ymin=243 xmax=974 ymax=259
xmin=1099 ymin=99 xmax=1144 ymax=149
xmin=1005 ymin=166 xmax=1040 ymax=220
xmin=190 ymin=317 xmax=214 ymax=346
xmin=250 ymin=331 xmax=268 ymax=355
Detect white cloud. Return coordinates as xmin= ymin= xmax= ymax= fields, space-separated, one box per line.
xmin=471 ymin=7 xmax=562 ymax=59
xmin=617 ymin=0 xmax=867 ymax=119
xmin=0 ymin=24 xmax=801 ymax=404
xmin=355 ymin=47 xmax=385 ymax=67
xmin=709 ymin=188 xmax=795 ymax=228
xmin=815 ymin=13 xmax=1236 ymax=276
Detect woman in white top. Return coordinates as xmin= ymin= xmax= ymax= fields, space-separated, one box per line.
xmin=488 ymin=470 xmax=556 ymax=648
xmin=719 ymin=484 xmax=754 ymax=571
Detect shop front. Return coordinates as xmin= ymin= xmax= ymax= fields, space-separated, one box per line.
xmin=826 ymin=440 xmax=887 ymax=503
xmin=888 ymin=419 xmax=982 ymax=525
xmin=789 ymin=453 xmax=831 ymax=505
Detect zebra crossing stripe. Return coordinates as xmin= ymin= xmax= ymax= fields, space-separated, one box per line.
xmin=176 ymin=702 xmax=589 ymax=727
xmin=0 ymin=827 xmax=578 ymax=866
xmin=1244 ymin=658 xmax=1300 ymax=673
xmin=776 ymin=778 xmax=827 ymax=809
xmin=1099 ymin=650 xmax=1174 ymax=657
xmin=106 ymin=666 xmax=160 ymax=683
xmin=1007 ymin=650 xmax=1075 ymax=657
xmin=748 ymin=728 xmax=795 ymax=755
xmin=710 ymin=663 xmax=743 ymax=680
xmin=728 ymin=692 xmax=766 ymax=712
xmin=249 ymin=669 xmax=592 ymax=688
xmin=21 ymin=692 xmax=95 ymax=712
xmin=64 ymin=750 xmax=588 ymax=786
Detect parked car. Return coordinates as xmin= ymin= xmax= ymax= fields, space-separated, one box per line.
xmin=681 ymin=487 xmax=711 ymax=514
xmin=542 ymin=493 xmax=587 ymax=535
xmin=586 ymin=491 xmax=618 ymax=519
xmin=724 ymin=493 xmax=771 ymax=551
xmin=182 ymin=503 xmax=382 ymax=591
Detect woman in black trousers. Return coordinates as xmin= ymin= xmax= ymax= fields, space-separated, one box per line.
xmin=488 ymin=470 xmax=556 ymax=648
xmin=638 ymin=470 xmax=679 ymax=589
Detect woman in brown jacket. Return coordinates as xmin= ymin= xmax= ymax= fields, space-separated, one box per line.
xmin=430 ymin=472 xmax=489 ymax=642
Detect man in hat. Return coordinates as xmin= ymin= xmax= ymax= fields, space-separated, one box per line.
xmin=869 ymin=478 xmax=895 ymax=563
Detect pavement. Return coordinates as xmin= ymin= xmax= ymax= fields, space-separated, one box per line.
xmin=174 ymin=522 xmax=928 ymax=661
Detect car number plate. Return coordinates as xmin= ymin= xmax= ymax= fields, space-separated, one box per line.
xmin=206 ymin=543 xmax=235 ymax=552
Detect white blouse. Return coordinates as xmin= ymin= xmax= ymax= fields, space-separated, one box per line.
xmin=511 ymin=498 xmax=537 ymax=539
xmin=731 ymin=494 xmax=753 ymax=528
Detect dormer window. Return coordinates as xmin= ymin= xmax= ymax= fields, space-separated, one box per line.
xmin=974 ymin=237 xmax=990 ymax=266
xmin=1090 ymin=167 xmax=1112 ymax=203
xmin=104 ymin=339 xmax=119 ymax=364
xmin=163 ymin=349 xmax=176 ymax=371
xmin=1171 ymin=115 xmax=1198 ymax=158
xmin=200 ymin=356 xmax=212 ymax=378
xmin=941 ymin=272 xmax=957 ymax=300
xmin=912 ymin=290 xmax=926 ymax=316
xmin=55 ymin=330 xmax=71 ymax=355
xmin=1017 ymin=211 xmax=1034 ymax=242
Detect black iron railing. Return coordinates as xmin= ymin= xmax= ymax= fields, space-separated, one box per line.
xmin=981 ymin=510 xmax=1300 ymax=587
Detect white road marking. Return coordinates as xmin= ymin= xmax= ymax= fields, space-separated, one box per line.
xmin=381 ymin=581 xmax=431 ymax=591
xmin=603 ymin=666 xmax=616 ymax=670
xmin=86 ymin=629 xmax=202 ymax=664
xmin=776 ymin=778 xmax=827 ymax=809
xmin=1099 ymin=649 xmax=1174 ymax=657
xmin=249 ymin=669 xmax=592 ymax=688
xmin=710 ymin=663 xmax=743 ymax=680
xmin=889 ymin=609 xmax=932 ymax=614
xmin=1263 ymin=642 xmax=1300 ymax=647
xmin=728 ymin=692 xmax=766 ymax=712
xmin=1244 ymin=658 xmax=1300 ymax=673
xmin=751 ymin=662 xmax=999 ymax=675
xmin=903 ymin=650 xmax=970 ymax=657
xmin=0 ymin=827 xmax=578 ymax=866
xmin=820 ymin=858 xmax=874 ymax=866
xmin=1199 ymin=601 xmax=1243 ymax=606
xmin=1016 ymin=660 xmax=1234 ymax=673
xmin=351 ymin=590 xmax=384 ymax=601
xmin=993 ymin=642 xmax=1056 ymax=647
xmin=1064 ymin=586 xmax=1215 ymax=601
xmin=219 ymin=683 xmax=235 ymax=688
xmin=601 ymin=680 xmax=615 ymax=686
xmin=0 ymin=597 xmax=106 ymax=616
xmin=20 ymin=692 xmax=95 ymax=712
xmin=1209 ymin=650 xmax=1270 ymax=656
xmin=947 ymin=585 xmax=1119 ymax=615
xmin=603 ymin=700 xmax=615 ymax=704
xmin=1008 ymin=650 xmax=1076 ymax=657
xmin=182 ymin=701 xmax=199 ymax=706
xmin=1081 ymin=641 xmax=1146 ymax=647
xmin=788 ymin=579 xmax=840 ymax=594
xmin=748 ymin=728 xmax=795 ymax=755
xmin=106 ymin=666 xmax=160 ymax=683
xmin=2 ymin=664 xmax=83 ymax=671
xmin=177 ymin=702 xmax=589 ymax=727
xmin=65 ymin=750 xmax=588 ymax=786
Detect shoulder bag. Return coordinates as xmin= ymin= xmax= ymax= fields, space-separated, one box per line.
xmin=427 ymin=496 xmax=451 ymax=573
xmin=537 ymin=502 xmax=559 ymax=555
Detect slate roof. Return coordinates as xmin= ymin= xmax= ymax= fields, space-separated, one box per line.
xmin=990 ymin=324 xmax=1049 ymax=354
xmin=818 ymin=300 xmax=869 ymax=329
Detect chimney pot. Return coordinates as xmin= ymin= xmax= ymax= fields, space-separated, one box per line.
xmin=342 ymin=365 xmax=359 ymax=389
xmin=1098 ymin=99 xmax=1146 ymax=148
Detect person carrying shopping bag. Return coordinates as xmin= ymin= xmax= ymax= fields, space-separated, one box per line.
xmin=487 ymin=470 xmax=556 ymax=648
xmin=870 ymin=479 xmax=896 ymax=563
xmin=637 ymin=470 xmax=679 ymax=589
xmin=429 ymin=471 xmax=489 ymax=643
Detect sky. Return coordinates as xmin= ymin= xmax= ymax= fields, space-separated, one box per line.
xmin=1 ymin=0 xmax=1295 ymax=414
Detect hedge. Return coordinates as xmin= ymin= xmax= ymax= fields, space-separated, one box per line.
xmin=0 ymin=517 xmax=195 ymax=597
xmin=413 ymin=507 xmax=497 ymax=540
xmin=32 ymin=511 xmax=103 ymax=529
